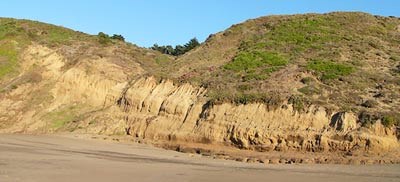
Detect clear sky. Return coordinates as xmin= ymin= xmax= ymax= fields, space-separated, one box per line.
xmin=1 ymin=0 xmax=399 ymax=47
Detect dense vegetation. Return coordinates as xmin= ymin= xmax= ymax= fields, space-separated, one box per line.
xmin=306 ymin=59 xmax=354 ymax=81
xmin=224 ymin=51 xmax=288 ymax=80
xmin=97 ymin=32 xmax=125 ymax=44
xmin=151 ymin=38 xmax=200 ymax=56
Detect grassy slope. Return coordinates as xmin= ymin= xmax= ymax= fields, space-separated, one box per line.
xmin=0 ymin=17 xmax=171 ymax=129
xmin=0 ymin=18 xmax=91 ymax=80
xmin=161 ymin=12 xmax=400 ymax=126
xmin=0 ymin=17 xmax=171 ymax=81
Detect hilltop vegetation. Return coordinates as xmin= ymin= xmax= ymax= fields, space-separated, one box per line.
xmin=0 ymin=17 xmax=169 ymax=81
xmin=151 ymin=38 xmax=200 ymax=56
xmin=0 ymin=18 xmax=94 ymax=79
xmin=0 ymin=17 xmax=177 ymax=80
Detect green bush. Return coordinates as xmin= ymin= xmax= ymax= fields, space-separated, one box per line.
xmin=151 ymin=37 xmax=200 ymax=56
xmin=382 ymin=116 xmax=395 ymax=127
xmin=306 ymin=59 xmax=354 ymax=80
xmin=97 ymin=32 xmax=111 ymax=45
xmin=111 ymin=34 xmax=125 ymax=41
xmin=223 ymin=50 xmax=288 ymax=81
xmin=382 ymin=115 xmax=399 ymax=127
xmin=358 ymin=111 xmax=378 ymax=127
xmin=224 ymin=51 xmax=287 ymax=72
xmin=288 ymin=95 xmax=309 ymax=112
xmin=234 ymin=93 xmax=257 ymax=104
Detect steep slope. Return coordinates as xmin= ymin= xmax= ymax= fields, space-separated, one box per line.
xmin=0 ymin=12 xmax=399 ymax=164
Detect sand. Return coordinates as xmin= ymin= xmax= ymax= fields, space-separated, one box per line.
xmin=0 ymin=134 xmax=399 ymax=182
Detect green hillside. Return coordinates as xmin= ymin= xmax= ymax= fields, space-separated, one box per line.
xmin=160 ymin=12 xmax=400 ymax=127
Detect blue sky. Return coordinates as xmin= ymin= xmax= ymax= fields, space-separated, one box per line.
xmin=1 ymin=0 xmax=399 ymax=47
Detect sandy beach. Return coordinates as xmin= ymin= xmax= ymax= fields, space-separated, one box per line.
xmin=0 ymin=134 xmax=399 ymax=182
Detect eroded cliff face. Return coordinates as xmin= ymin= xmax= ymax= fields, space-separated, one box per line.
xmin=0 ymin=45 xmax=399 ymax=161
xmin=74 ymin=76 xmax=398 ymax=155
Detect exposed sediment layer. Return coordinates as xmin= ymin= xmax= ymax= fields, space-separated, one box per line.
xmin=80 ymin=77 xmax=398 ymax=154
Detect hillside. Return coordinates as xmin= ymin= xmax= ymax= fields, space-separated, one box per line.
xmin=0 ymin=12 xmax=399 ymax=164
xmin=156 ymin=12 xmax=400 ymax=127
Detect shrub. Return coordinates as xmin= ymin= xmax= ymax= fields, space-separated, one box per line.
xmin=184 ymin=38 xmax=200 ymax=51
xmin=382 ymin=116 xmax=396 ymax=127
xmin=358 ymin=111 xmax=378 ymax=127
xmin=234 ymin=93 xmax=257 ymax=104
xmin=223 ymin=50 xmax=288 ymax=81
xmin=381 ymin=114 xmax=400 ymax=127
xmin=288 ymin=95 xmax=309 ymax=112
xmin=97 ymin=32 xmax=111 ymax=45
xmin=151 ymin=37 xmax=200 ymax=56
xmin=224 ymin=51 xmax=287 ymax=72
xmin=306 ymin=59 xmax=354 ymax=81
xmin=111 ymin=34 xmax=125 ymax=41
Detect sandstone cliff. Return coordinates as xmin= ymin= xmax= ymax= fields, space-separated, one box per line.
xmin=1 ymin=44 xmax=398 ymax=164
